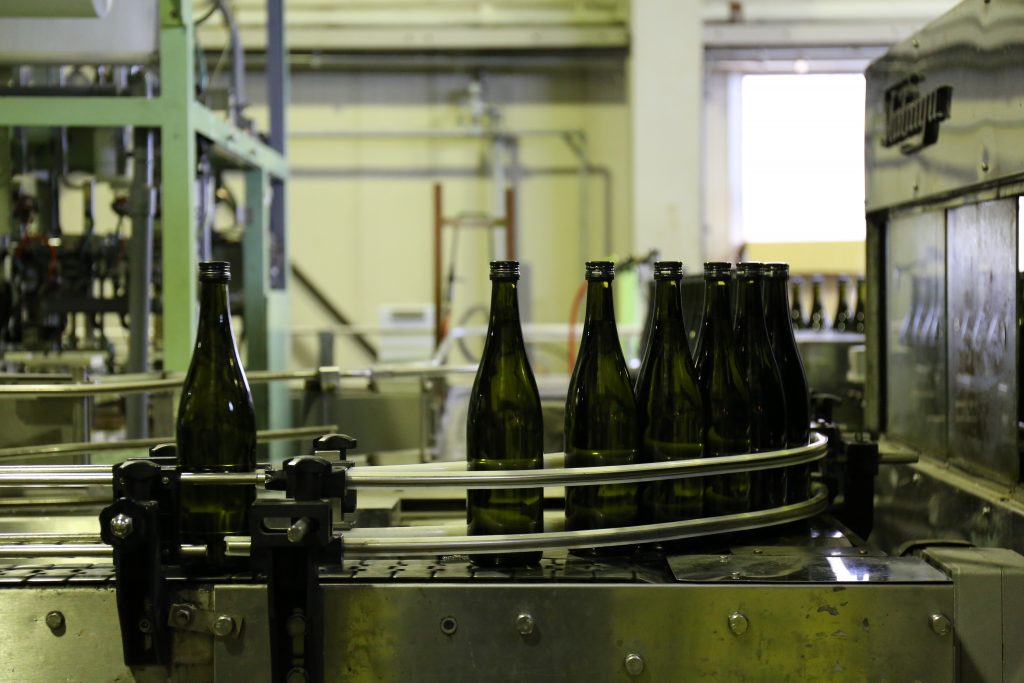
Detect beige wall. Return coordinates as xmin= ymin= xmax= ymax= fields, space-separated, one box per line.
xmin=245 ymin=66 xmax=631 ymax=369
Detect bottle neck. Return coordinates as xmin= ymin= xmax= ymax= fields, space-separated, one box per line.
xmin=197 ymin=280 xmax=232 ymax=336
xmin=652 ymin=277 xmax=683 ymax=324
xmin=766 ymin=276 xmax=795 ymax=334
xmin=837 ymin=281 xmax=849 ymax=300
xmin=584 ymin=279 xmax=616 ymax=325
xmin=735 ymin=274 xmax=765 ymax=324
xmin=703 ymin=276 xmax=732 ymax=329
xmin=489 ymin=279 xmax=521 ymax=325
xmin=812 ymin=283 xmax=822 ymax=299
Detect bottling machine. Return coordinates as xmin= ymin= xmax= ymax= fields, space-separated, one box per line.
xmin=2 ymin=0 xmax=1024 ymax=681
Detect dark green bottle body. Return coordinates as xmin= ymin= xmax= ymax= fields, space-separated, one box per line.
xmin=809 ymin=276 xmax=827 ymax=330
xmin=176 ymin=262 xmax=256 ymax=569
xmin=466 ymin=262 xmax=544 ymax=567
xmin=790 ymin=277 xmax=806 ymax=329
xmin=695 ymin=264 xmax=751 ymax=515
xmin=834 ymin=276 xmax=851 ymax=331
xmin=735 ymin=264 xmax=788 ymax=510
xmin=765 ymin=264 xmax=811 ymax=502
xmin=565 ymin=263 xmax=639 ymax=547
xmin=635 ymin=264 xmax=705 ymax=524
xmin=853 ymin=277 xmax=866 ymax=333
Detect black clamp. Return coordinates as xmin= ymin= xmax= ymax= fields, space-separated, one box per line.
xmin=98 ymin=444 xmax=181 ymax=666
xmin=250 ymin=433 xmax=357 ymax=683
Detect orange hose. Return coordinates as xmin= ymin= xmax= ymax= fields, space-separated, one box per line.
xmin=567 ymin=280 xmax=588 ymax=373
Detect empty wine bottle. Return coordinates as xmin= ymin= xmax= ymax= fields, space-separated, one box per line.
xmin=695 ymin=262 xmax=751 ymax=515
xmin=735 ymin=263 xmax=788 ymax=509
xmin=466 ymin=261 xmax=544 ymax=567
xmin=853 ymin=276 xmax=866 ymax=334
xmin=176 ymin=261 xmax=256 ymax=568
xmin=809 ymin=275 xmax=828 ymax=331
xmin=635 ymin=261 xmax=705 ymax=525
xmin=764 ymin=263 xmax=811 ymax=502
xmin=790 ymin=276 xmax=807 ymax=329
xmin=565 ymin=261 xmax=639 ymax=549
xmin=833 ymin=275 xmax=851 ymax=332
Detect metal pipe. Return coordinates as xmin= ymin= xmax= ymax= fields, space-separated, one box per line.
xmin=0 ymin=424 xmax=337 ymax=461
xmin=0 ymin=365 xmax=477 ymax=398
xmin=0 ymin=434 xmax=827 ymax=487
xmin=0 ymin=542 xmax=207 ymax=559
xmin=226 ymin=487 xmax=828 ymax=558
xmin=214 ymin=0 xmax=246 ymax=127
xmin=125 ymin=125 xmax=156 ymax=439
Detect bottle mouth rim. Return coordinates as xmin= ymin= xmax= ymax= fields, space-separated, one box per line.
xmin=703 ymin=261 xmax=732 ymax=277
xmin=653 ymin=260 xmax=684 ymax=279
xmin=199 ymin=261 xmax=231 ymax=282
xmin=489 ymin=260 xmax=520 ymax=281
xmin=585 ymin=260 xmax=615 ymax=281
xmin=735 ymin=261 xmax=766 ymax=277
xmin=763 ymin=262 xmax=790 ymax=277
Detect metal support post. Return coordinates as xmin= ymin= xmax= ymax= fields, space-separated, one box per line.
xmin=126 ymin=127 xmax=156 ymax=438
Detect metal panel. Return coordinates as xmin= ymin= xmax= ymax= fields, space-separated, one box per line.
xmin=886 ymin=209 xmax=947 ymax=457
xmin=924 ymin=547 xmax=1024 ymax=683
xmin=317 ymin=583 xmax=955 ymax=682
xmin=946 ymin=199 xmax=1020 ymax=485
xmin=0 ymin=587 xmax=133 ymax=682
xmin=866 ymin=0 xmax=1024 ymax=211
xmin=0 ymin=0 xmax=158 ymax=64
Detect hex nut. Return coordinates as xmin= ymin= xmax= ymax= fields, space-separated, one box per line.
xmin=930 ymin=613 xmax=952 ymax=636
xmin=516 ymin=613 xmax=535 ymax=636
xmin=45 ymin=611 xmax=65 ymax=631
xmin=624 ymin=653 xmax=645 ymax=676
xmin=728 ymin=611 xmax=749 ymax=636
xmin=110 ymin=513 xmax=134 ymax=539
xmin=212 ymin=615 xmax=236 ymax=637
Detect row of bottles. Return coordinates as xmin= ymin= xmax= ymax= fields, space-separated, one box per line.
xmin=466 ymin=259 xmax=812 ymax=566
xmin=791 ymin=274 xmax=866 ymax=333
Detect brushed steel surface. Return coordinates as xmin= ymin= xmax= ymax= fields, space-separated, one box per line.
xmin=946 ymin=199 xmax=1020 ymax=485
xmin=866 ymin=0 xmax=1024 ymax=211
xmin=886 ymin=209 xmax=947 ymax=457
xmin=316 ymin=582 xmax=955 ymax=682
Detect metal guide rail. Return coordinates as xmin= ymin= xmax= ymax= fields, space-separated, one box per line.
xmin=0 ymin=432 xmax=831 ymax=683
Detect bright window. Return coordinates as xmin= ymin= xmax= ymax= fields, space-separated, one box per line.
xmin=740 ymin=73 xmax=866 ymax=243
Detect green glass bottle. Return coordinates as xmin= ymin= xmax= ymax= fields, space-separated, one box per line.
xmin=564 ymin=261 xmax=639 ymax=547
xmin=466 ymin=261 xmax=544 ymax=567
xmin=833 ymin=275 xmax=852 ymax=332
xmin=735 ymin=262 xmax=788 ymax=510
xmin=695 ymin=262 xmax=751 ymax=515
xmin=790 ymin=276 xmax=807 ymax=330
xmin=764 ymin=263 xmax=811 ymax=502
xmin=853 ymin=276 xmax=866 ymax=334
xmin=635 ymin=261 xmax=705 ymax=524
xmin=176 ymin=261 xmax=256 ymax=568
xmin=809 ymin=275 xmax=828 ymax=331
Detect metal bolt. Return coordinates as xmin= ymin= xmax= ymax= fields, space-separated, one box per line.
xmin=212 ymin=615 xmax=236 ymax=637
xmin=440 ymin=616 xmax=458 ymax=635
xmin=286 ymin=668 xmax=309 ymax=683
xmin=286 ymin=614 xmax=306 ymax=637
xmin=930 ymin=613 xmax=952 ymax=636
xmin=516 ymin=613 xmax=535 ymax=636
xmin=172 ymin=607 xmax=193 ymax=628
xmin=752 ymin=548 xmax=763 ymax=555
xmin=45 ymin=611 xmax=65 ymax=631
xmin=981 ymin=161 xmax=990 ymax=173
xmin=110 ymin=513 xmax=134 ymax=539
xmin=728 ymin=611 xmax=749 ymax=636
xmin=858 ymin=549 xmax=868 ymax=556
xmin=624 ymin=653 xmax=645 ymax=676
xmin=912 ymin=38 xmax=920 ymax=48
xmin=138 ymin=617 xmax=153 ymax=634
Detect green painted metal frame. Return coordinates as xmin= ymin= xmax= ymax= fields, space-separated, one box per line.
xmin=0 ymin=0 xmax=291 ymax=439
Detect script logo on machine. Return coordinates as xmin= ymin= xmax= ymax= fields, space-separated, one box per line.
xmin=883 ymin=76 xmax=952 ymax=154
